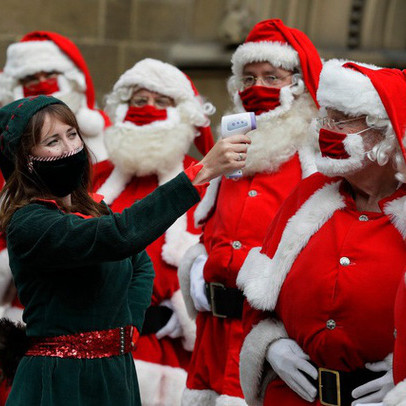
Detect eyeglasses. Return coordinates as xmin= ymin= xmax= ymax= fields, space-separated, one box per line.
xmin=316 ymin=116 xmax=366 ymax=130
xmin=240 ymin=73 xmax=293 ymax=89
xmin=130 ymin=95 xmax=174 ymax=109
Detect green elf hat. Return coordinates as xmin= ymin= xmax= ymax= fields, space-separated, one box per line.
xmin=0 ymin=95 xmax=65 ymax=180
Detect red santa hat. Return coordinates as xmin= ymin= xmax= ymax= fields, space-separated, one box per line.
xmin=231 ymin=19 xmax=322 ymax=106
xmin=342 ymin=62 xmax=406 ymax=163
xmin=107 ymin=58 xmax=214 ymax=155
xmin=3 ymin=31 xmax=109 ymax=137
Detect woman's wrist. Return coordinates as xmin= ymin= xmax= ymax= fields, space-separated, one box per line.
xmin=184 ymin=163 xmax=210 ymax=198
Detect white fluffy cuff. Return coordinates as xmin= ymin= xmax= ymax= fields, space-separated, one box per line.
xmin=239 ymin=318 xmax=288 ymax=406
xmin=178 ymin=243 xmax=208 ymax=319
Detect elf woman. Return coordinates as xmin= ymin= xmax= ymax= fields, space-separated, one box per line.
xmin=0 ymin=95 xmax=249 ymax=406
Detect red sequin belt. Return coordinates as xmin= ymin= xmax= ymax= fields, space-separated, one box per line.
xmin=25 ymin=325 xmax=139 ymax=359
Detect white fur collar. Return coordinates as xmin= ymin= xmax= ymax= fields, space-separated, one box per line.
xmin=383 ymin=194 xmax=406 ymax=239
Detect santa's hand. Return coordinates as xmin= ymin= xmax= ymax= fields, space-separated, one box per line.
xmin=190 ymin=254 xmax=211 ymax=312
xmin=155 ymin=301 xmax=182 ymax=339
xmin=352 ymin=358 xmax=394 ymax=405
xmin=266 ymin=338 xmax=318 ymax=402
xmin=357 ymin=403 xmax=383 ymax=406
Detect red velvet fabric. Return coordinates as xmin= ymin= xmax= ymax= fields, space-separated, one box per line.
xmin=393 ymin=272 xmax=406 ymax=384
xmin=123 ymin=105 xmax=168 ymax=126
xmin=318 ymin=128 xmax=350 ymax=159
xmin=238 ymin=85 xmax=281 ymax=115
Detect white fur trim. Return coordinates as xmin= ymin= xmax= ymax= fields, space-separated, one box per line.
xmin=194 ymin=176 xmax=221 ymax=227
xmin=181 ymin=388 xmax=218 ymax=406
xmin=231 ymin=41 xmax=299 ymax=77
xmin=4 ymin=40 xmax=76 ymax=78
xmin=383 ymin=195 xmax=406 ymax=239
xmin=317 ymin=59 xmax=386 ymax=118
xmin=76 ymin=107 xmax=105 ymax=138
xmin=0 ymin=249 xmax=12 ymax=301
xmin=239 ymin=318 xmax=288 ymax=406
xmin=384 ymin=379 xmax=406 ymax=406
xmin=134 ymin=359 xmax=187 ymax=406
xmin=170 ymin=290 xmax=196 ymax=351
xmin=216 ymin=394 xmax=247 ymax=406
xmin=237 ymin=181 xmax=345 ymax=311
xmin=96 ymin=167 xmax=133 ymax=205
xmin=178 ymin=243 xmax=208 ymax=319
xmin=114 ymin=58 xmax=195 ymax=102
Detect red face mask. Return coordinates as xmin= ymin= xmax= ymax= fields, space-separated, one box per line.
xmin=23 ymin=77 xmax=59 ymax=97
xmin=123 ymin=105 xmax=168 ymax=126
xmin=318 ymin=128 xmax=350 ymax=159
xmin=238 ymin=86 xmax=281 ymax=115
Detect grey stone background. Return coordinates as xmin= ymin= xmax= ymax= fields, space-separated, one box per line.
xmin=0 ymin=0 xmax=405 ymax=144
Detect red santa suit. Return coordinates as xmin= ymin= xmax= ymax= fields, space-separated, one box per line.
xmin=238 ymin=61 xmax=406 ymax=406
xmin=178 ymin=19 xmax=322 ymax=405
xmin=238 ymin=173 xmax=406 ymax=405
xmin=96 ymin=58 xmax=215 ymax=406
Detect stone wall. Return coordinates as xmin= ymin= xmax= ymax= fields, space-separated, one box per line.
xmin=0 ymin=0 xmax=405 ymax=151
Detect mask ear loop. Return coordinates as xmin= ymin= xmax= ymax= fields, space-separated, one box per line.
xmin=290 ymin=74 xmax=305 ymax=96
xmin=27 ymin=156 xmax=34 ymax=173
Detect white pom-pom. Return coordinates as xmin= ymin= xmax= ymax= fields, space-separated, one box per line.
xmin=76 ymin=108 xmax=105 ymax=138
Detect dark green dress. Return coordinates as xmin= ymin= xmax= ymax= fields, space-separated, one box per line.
xmin=5 ymin=172 xmax=200 ymax=406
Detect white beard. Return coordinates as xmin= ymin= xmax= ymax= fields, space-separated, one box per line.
xmin=242 ymin=92 xmax=317 ymax=176
xmin=52 ymin=75 xmax=85 ymax=114
xmin=104 ymin=107 xmax=196 ymax=177
xmin=315 ymin=132 xmax=368 ymax=177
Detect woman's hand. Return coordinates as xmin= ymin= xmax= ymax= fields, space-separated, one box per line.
xmin=192 ymin=134 xmax=251 ymax=185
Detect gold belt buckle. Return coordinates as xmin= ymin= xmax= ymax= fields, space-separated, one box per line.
xmin=319 ymin=367 xmax=341 ymax=406
xmin=209 ymin=282 xmax=227 ymax=318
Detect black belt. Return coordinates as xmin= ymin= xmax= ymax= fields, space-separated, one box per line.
xmin=307 ymin=365 xmax=386 ymax=406
xmin=205 ymin=282 xmax=244 ymax=319
xmin=141 ymin=306 xmax=173 ymax=335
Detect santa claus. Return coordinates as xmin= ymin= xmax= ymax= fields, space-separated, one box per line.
xmin=237 ymin=61 xmax=406 ymax=406
xmin=177 ymin=19 xmax=322 ymax=405
xmin=0 ymin=31 xmax=110 ymax=163
xmin=96 ymin=57 xmax=214 ymax=406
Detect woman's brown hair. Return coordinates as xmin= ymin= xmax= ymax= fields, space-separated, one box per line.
xmin=0 ymin=104 xmax=109 ymax=231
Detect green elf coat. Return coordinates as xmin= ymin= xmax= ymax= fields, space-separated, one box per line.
xmin=5 ymin=172 xmax=200 ymax=406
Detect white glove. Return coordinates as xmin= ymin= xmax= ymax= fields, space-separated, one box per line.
xmin=352 ymin=358 xmax=394 ymax=405
xmin=266 ymin=338 xmax=318 ymax=402
xmin=155 ymin=300 xmax=182 ymax=339
xmin=190 ymin=254 xmax=211 ymax=312
xmin=358 ymin=404 xmax=383 ymax=406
